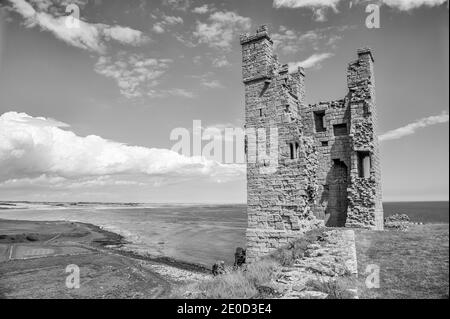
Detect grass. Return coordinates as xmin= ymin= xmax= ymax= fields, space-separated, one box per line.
xmin=173 ymin=224 xmax=449 ymax=299
xmin=172 ymin=259 xmax=279 ymax=299
xmin=172 ymin=228 xmax=327 ymax=299
xmin=355 ymin=224 xmax=449 ymax=299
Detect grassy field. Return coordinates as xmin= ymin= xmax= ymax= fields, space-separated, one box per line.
xmin=355 ymin=224 xmax=449 ymax=299
xmin=176 ymin=225 xmax=449 ymax=299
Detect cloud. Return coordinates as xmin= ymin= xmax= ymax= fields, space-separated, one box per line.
xmin=149 ymin=88 xmax=197 ymax=99
xmin=102 ymin=25 xmax=148 ymax=46
xmin=6 ymin=0 xmax=149 ymax=54
xmin=379 ymin=111 xmax=449 ymax=142
xmin=288 ymin=52 xmax=333 ymax=71
xmin=152 ymin=15 xmax=184 ymax=34
xmin=94 ymin=53 xmax=172 ymax=98
xmin=0 ymin=112 xmax=244 ymax=187
xmin=162 ymin=0 xmax=191 ymax=11
xmin=273 ymin=0 xmax=341 ymax=8
xmin=273 ymin=0 xmax=447 ymax=20
xmin=193 ymin=11 xmax=251 ymax=50
xmin=192 ymin=4 xmax=211 ymax=14
xmin=212 ymin=56 xmax=231 ymax=68
xmin=272 ymin=25 xmax=348 ymax=55
xmin=273 ymin=0 xmax=340 ymax=21
xmin=191 ymin=73 xmax=225 ymax=89
xmin=381 ymin=0 xmax=447 ymax=10
xmin=201 ymin=79 xmax=224 ymax=89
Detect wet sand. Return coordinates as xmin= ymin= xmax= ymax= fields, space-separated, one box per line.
xmin=0 ymin=205 xmax=247 ymax=266
xmin=0 ymin=219 xmax=209 ymax=299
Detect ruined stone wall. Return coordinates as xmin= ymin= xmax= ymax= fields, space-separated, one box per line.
xmin=346 ymin=49 xmax=384 ymax=230
xmin=241 ymin=26 xmax=384 ymax=262
xmin=302 ymin=99 xmax=352 ymax=227
xmin=242 ymin=26 xmax=322 ymax=262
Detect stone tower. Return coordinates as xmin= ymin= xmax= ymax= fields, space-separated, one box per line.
xmin=241 ymin=26 xmax=384 ymax=262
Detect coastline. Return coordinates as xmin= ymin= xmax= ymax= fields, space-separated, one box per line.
xmin=0 ymin=218 xmax=210 ymax=299
xmin=77 ymin=220 xmax=211 ymax=274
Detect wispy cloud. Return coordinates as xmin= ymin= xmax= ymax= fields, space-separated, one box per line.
xmin=190 ymin=73 xmax=225 ymax=89
xmin=212 ymin=56 xmax=231 ymax=68
xmin=193 ymin=10 xmax=251 ymax=50
xmin=192 ymin=4 xmax=213 ymax=14
xmin=379 ymin=111 xmax=449 ymax=142
xmin=94 ymin=53 xmax=172 ymax=98
xmin=273 ymin=0 xmax=341 ymax=9
xmin=288 ymin=52 xmax=334 ymax=72
xmin=273 ymin=0 xmax=340 ymax=21
xmin=272 ymin=25 xmax=349 ymax=55
xmin=6 ymin=0 xmax=149 ymax=54
xmin=149 ymin=88 xmax=197 ymax=99
xmin=273 ymin=0 xmax=448 ymax=21
xmin=162 ymin=0 xmax=191 ymax=11
xmin=201 ymin=79 xmax=224 ymax=89
xmin=152 ymin=14 xmax=184 ymax=34
xmin=381 ymin=0 xmax=447 ymax=11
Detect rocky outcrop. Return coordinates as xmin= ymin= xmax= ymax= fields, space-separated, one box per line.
xmin=384 ymin=214 xmax=414 ymax=232
xmin=271 ymin=229 xmax=359 ymax=299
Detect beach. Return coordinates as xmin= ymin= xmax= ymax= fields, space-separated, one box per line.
xmin=0 ymin=202 xmax=447 ymax=266
xmin=0 ymin=202 xmax=448 ymax=299
xmin=0 ymin=203 xmax=248 ymax=267
xmin=0 ymin=218 xmax=209 ymax=299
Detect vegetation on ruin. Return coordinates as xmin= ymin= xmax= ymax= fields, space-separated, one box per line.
xmin=173 ymin=224 xmax=449 ymax=299
xmin=172 ymin=228 xmax=335 ymax=299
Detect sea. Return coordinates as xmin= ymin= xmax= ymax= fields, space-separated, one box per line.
xmin=0 ymin=201 xmax=448 ymax=267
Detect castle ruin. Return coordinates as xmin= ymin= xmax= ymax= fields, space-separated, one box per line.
xmin=241 ymin=25 xmax=384 ymax=262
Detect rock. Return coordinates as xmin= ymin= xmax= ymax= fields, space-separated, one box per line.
xmin=385 ymin=214 xmax=412 ymax=232
xmin=296 ymin=291 xmax=328 ymax=299
xmin=385 ymin=214 xmax=411 ymax=223
xmin=292 ymin=284 xmax=306 ymax=292
xmin=256 ymin=285 xmax=282 ymax=298
xmin=234 ymin=247 xmax=246 ymax=268
xmin=212 ymin=261 xmax=226 ymax=276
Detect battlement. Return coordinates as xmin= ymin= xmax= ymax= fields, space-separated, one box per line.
xmin=241 ymin=26 xmax=384 ymax=262
xmin=240 ymin=25 xmax=273 ymax=45
xmin=357 ymin=47 xmax=375 ymax=62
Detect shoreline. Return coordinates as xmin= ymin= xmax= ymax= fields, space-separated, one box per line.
xmin=0 ymin=218 xmax=210 ymax=274
xmin=0 ymin=218 xmax=210 ymax=299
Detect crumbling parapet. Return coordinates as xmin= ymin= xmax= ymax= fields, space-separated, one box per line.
xmin=346 ymin=48 xmax=384 ymax=230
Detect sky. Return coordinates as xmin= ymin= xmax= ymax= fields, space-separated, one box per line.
xmin=0 ymin=0 xmax=448 ymax=203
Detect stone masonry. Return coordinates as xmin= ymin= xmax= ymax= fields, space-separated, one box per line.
xmin=241 ymin=26 xmax=384 ymax=262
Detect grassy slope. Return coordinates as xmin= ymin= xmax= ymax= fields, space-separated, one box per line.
xmin=355 ymin=224 xmax=449 ymax=299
